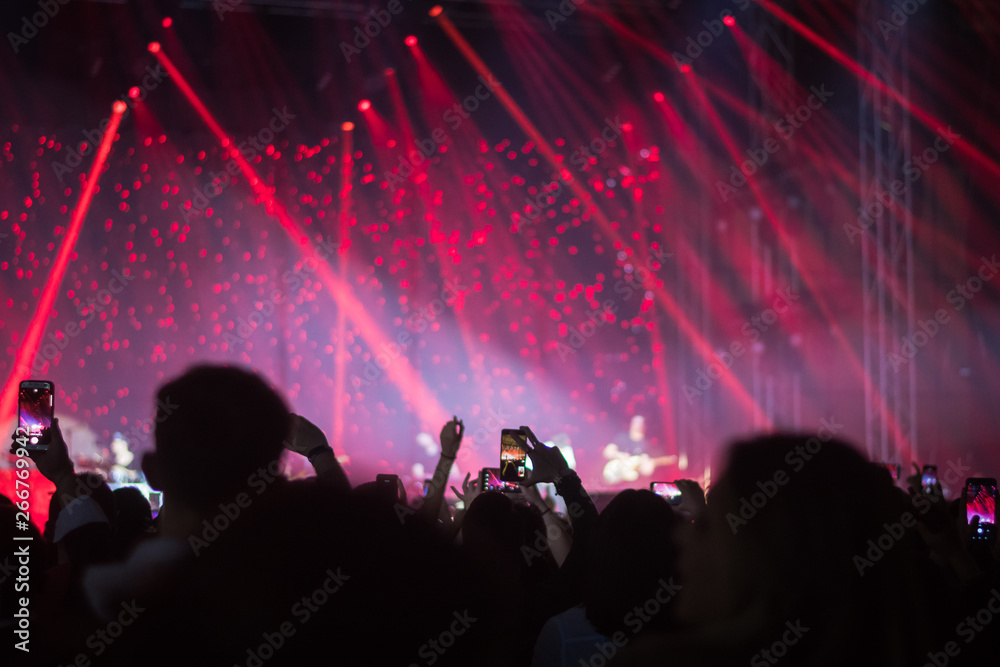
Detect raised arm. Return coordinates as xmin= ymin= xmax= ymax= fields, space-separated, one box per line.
xmin=285 ymin=414 xmax=350 ymax=493
xmin=419 ymin=416 xmax=463 ymax=523
xmin=521 ymin=426 xmax=599 ymax=546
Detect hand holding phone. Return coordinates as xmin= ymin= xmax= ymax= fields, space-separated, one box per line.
xmin=376 ymin=474 xmax=402 ymax=502
xmin=500 ymin=429 xmax=529 ymax=482
xmin=12 ymin=417 xmax=74 ymax=488
xmin=18 ymin=380 xmax=54 ymax=449
xmin=921 ymin=465 xmax=938 ymax=494
xmin=651 ymin=481 xmax=683 ymax=505
xmin=518 ymin=425 xmax=571 ymax=486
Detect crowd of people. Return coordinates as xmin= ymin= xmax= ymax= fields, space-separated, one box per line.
xmin=2 ymin=364 xmax=997 ymax=666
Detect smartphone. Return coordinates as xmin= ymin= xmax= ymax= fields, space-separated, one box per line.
xmin=479 ymin=467 xmax=521 ymax=493
xmin=651 ymin=481 xmax=683 ymax=505
xmin=500 ymin=429 xmax=528 ymax=482
xmin=965 ymin=477 xmax=997 ymax=543
xmin=148 ymin=491 xmax=162 ymax=516
xmin=376 ymin=474 xmax=399 ymax=500
xmin=422 ymin=478 xmax=432 ymax=497
xmin=18 ymin=380 xmax=55 ymax=449
xmin=921 ymin=465 xmax=938 ymax=492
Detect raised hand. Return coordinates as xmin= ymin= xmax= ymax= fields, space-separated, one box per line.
xmin=521 ymin=426 xmax=570 ymax=486
xmin=14 ymin=418 xmax=75 ymax=488
xmin=286 ymin=413 xmax=329 ymax=456
xmin=450 ymin=472 xmax=481 ymax=506
xmin=671 ymin=479 xmax=707 ymax=521
xmin=439 ymin=416 xmax=464 ymax=459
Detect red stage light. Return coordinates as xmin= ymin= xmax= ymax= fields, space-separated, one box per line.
xmin=341 ymin=122 xmax=355 ymax=131
xmin=405 ymin=35 xmax=417 ymax=47
xmin=128 ymin=86 xmax=141 ymax=99
xmin=429 ymin=5 xmax=443 ymax=17
xmin=679 ymin=63 xmax=692 ymax=73
xmin=653 ymin=92 xmax=664 ymax=102
xmin=148 ymin=42 xmax=161 ymax=53
xmin=723 ymin=15 xmax=736 ymax=26
xmin=358 ymin=99 xmax=371 ymax=111
xmin=162 ymin=17 xmax=173 ymax=28
xmin=384 ymin=68 xmax=395 ymax=76
xmin=113 ymin=101 xmax=127 ymax=113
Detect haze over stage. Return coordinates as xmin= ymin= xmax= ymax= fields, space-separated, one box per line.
xmin=1 ymin=0 xmax=999 ymax=491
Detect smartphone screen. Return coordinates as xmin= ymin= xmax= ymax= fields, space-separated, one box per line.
xmin=500 ymin=429 xmax=528 ymax=482
xmin=966 ymin=478 xmax=997 ymax=542
xmin=148 ymin=491 xmax=162 ymax=517
xmin=480 ymin=467 xmax=521 ymax=493
xmin=18 ymin=381 xmax=54 ymax=448
xmin=921 ymin=465 xmax=937 ymax=490
xmin=422 ymin=479 xmax=432 ymax=497
xmin=651 ymin=481 xmax=683 ymax=505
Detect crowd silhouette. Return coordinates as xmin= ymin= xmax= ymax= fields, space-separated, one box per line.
xmin=2 ymin=364 xmax=998 ymax=666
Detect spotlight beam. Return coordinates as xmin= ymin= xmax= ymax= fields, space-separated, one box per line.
xmin=754 ymin=0 xmax=1000 ymax=181
xmin=431 ymin=9 xmax=769 ymax=427
xmin=333 ymin=123 xmax=353 ymax=457
xmin=0 ymin=101 xmax=128 ymax=425
xmin=149 ymin=44 xmax=450 ymax=429
xmin=685 ymin=73 xmax=909 ymax=455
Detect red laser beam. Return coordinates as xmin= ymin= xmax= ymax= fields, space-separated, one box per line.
xmin=432 ymin=8 xmax=769 ymax=428
xmin=754 ymin=0 xmax=1000 ymax=181
xmin=0 ymin=101 xmax=128 ymax=425
xmin=148 ymin=43 xmax=450 ymax=428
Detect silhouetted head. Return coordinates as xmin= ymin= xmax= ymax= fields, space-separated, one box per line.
xmin=675 ymin=433 xmax=936 ymax=663
xmin=463 ymin=491 xmax=556 ymax=588
xmin=584 ymin=489 xmax=678 ymax=637
xmin=143 ymin=365 xmax=290 ymax=510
